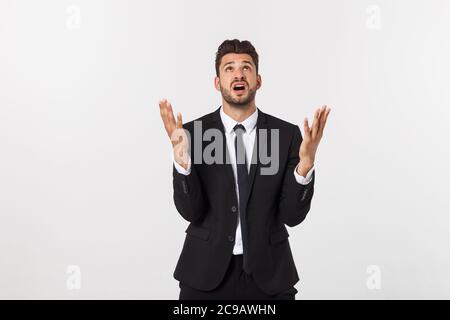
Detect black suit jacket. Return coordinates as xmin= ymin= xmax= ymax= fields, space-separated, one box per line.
xmin=172 ymin=107 xmax=315 ymax=295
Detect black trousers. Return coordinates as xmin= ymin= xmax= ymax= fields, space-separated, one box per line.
xmin=179 ymin=254 xmax=298 ymax=300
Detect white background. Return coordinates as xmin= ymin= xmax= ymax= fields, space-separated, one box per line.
xmin=1 ymin=0 xmax=449 ymax=299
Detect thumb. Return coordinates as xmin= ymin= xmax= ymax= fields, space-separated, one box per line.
xmin=303 ymin=117 xmax=311 ymax=139
xmin=176 ymin=112 xmax=183 ymax=129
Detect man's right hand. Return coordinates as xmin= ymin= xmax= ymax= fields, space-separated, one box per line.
xmin=159 ymin=98 xmax=190 ymax=170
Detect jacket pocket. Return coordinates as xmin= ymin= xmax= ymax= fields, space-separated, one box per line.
xmin=185 ymin=224 xmax=210 ymax=241
xmin=270 ymin=228 xmax=289 ymax=244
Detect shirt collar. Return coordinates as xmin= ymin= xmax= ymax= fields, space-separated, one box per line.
xmin=219 ymin=106 xmax=258 ymax=134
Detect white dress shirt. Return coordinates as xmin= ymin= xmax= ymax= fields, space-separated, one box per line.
xmin=173 ymin=107 xmax=314 ymax=255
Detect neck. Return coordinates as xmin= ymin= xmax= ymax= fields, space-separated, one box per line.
xmin=222 ymin=100 xmax=257 ymax=123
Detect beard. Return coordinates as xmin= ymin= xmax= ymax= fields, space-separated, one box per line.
xmin=219 ymin=83 xmax=257 ymax=108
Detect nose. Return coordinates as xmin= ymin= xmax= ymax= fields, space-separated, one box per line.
xmin=233 ymin=69 xmax=245 ymax=80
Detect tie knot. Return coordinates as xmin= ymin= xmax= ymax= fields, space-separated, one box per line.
xmin=233 ymin=124 xmax=246 ymax=134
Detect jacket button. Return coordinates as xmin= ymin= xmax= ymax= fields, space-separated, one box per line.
xmin=231 ymin=206 xmax=237 ymax=213
xmin=228 ymin=235 xmax=234 ymax=242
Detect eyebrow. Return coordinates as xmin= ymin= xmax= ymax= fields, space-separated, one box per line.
xmin=222 ymin=60 xmax=254 ymax=68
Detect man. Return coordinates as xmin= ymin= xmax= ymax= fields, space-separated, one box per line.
xmin=159 ymin=39 xmax=330 ymax=300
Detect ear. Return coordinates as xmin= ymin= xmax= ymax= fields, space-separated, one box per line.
xmin=214 ymin=76 xmax=220 ymax=91
xmin=256 ymin=74 xmax=262 ymax=90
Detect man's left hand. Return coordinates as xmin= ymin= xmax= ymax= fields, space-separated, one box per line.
xmin=297 ymin=105 xmax=331 ymax=176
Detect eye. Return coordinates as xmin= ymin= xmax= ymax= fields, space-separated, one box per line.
xmin=244 ymin=66 xmax=250 ymax=70
xmin=225 ymin=66 xmax=233 ymax=71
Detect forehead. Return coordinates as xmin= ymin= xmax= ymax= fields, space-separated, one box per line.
xmin=220 ymin=53 xmax=254 ymax=66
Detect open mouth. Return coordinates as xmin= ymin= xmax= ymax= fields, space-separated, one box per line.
xmin=232 ymin=83 xmax=247 ymax=93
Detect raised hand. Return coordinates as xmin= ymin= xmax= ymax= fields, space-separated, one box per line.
xmin=159 ymin=98 xmax=190 ymax=170
xmin=297 ymin=105 xmax=331 ymax=176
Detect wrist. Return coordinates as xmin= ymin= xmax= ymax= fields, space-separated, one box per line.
xmin=174 ymin=153 xmax=191 ymax=171
xmin=296 ymin=160 xmax=314 ymax=176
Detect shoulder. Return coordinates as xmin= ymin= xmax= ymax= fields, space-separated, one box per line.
xmin=260 ymin=111 xmax=301 ymax=139
xmin=182 ymin=109 xmax=217 ymax=132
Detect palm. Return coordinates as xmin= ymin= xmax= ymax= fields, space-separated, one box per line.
xmin=159 ymin=98 xmax=189 ymax=168
xmin=299 ymin=105 xmax=331 ymax=164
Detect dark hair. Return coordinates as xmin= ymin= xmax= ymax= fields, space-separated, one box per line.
xmin=215 ymin=39 xmax=259 ymax=76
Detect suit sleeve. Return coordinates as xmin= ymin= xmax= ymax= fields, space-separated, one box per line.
xmin=277 ymin=125 xmax=315 ymax=227
xmin=172 ymin=125 xmax=207 ymax=223
xmin=293 ymin=164 xmax=314 ymax=185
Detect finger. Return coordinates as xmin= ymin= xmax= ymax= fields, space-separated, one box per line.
xmin=159 ymin=99 xmax=176 ymax=137
xmin=167 ymin=102 xmax=176 ymax=126
xmin=317 ymin=105 xmax=327 ymax=133
xmin=159 ymin=99 xmax=168 ymax=118
xmin=311 ymin=107 xmax=321 ymax=138
xmin=303 ymin=117 xmax=311 ymax=139
xmin=160 ymin=99 xmax=174 ymax=126
xmin=319 ymin=107 xmax=331 ymax=135
xmin=318 ymin=105 xmax=325 ymax=122
xmin=316 ymin=105 xmax=326 ymax=126
xmin=176 ymin=112 xmax=183 ymax=129
xmin=159 ymin=104 xmax=167 ymax=124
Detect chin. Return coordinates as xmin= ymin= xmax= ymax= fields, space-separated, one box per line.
xmin=232 ymin=100 xmax=252 ymax=107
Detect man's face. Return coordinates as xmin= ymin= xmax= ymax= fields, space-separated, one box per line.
xmin=215 ymin=53 xmax=261 ymax=107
